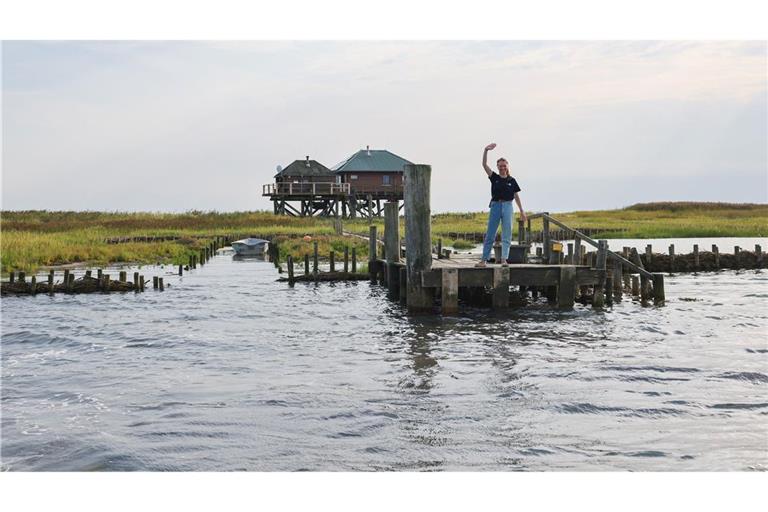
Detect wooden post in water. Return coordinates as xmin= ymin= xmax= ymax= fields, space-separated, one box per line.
xmin=29 ymin=276 xmax=36 ymax=294
xmin=542 ymin=214 xmax=551 ymax=262
xmin=757 ymin=245 xmax=763 ymax=267
xmin=492 ymin=267 xmax=510 ymax=310
xmin=404 ymin=164 xmax=433 ymax=312
xmin=304 ymin=254 xmax=310 ymax=275
xmin=139 ymin=275 xmax=145 ymax=292
xmin=669 ymin=244 xmax=675 ymax=273
xmin=329 ymin=251 xmax=335 ymax=272
xmin=102 ymin=274 xmax=110 ymax=292
xmin=368 ymin=225 xmax=378 ymax=284
xmin=645 ymin=244 xmax=652 ymax=268
xmin=399 ymin=267 xmax=407 ymax=304
xmin=153 ymin=276 xmax=158 ymax=290
xmin=313 ymin=241 xmax=319 ymax=275
xmin=352 ymin=248 xmax=357 ymax=273
xmin=343 ymin=247 xmax=349 ymax=273
xmin=734 ymin=246 xmax=741 ymax=269
xmin=134 ymin=272 xmax=140 ymax=292
xmin=384 ymin=201 xmax=401 ymax=296
xmin=712 ymin=244 xmax=719 ymax=267
xmin=159 ymin=278 xmax=164 ymax=291
xmin=287 ymin=256 xmax=295 ymax=286
xmin=612 ymin=258 xmax=623 ymax=301
xmin=441 ymin=268 xmax=459 ymax=314
xmin=574 ymin=236 xmax=582 ymax=264
xmin=9 ymin=271 xmax=15 ymax=283
xmin=97 ymin=269 xmax=103 ymax=280
xmin=48 ymin=271 xmax=54 ymax=295
xmin=693 ymin=244 xmax=700 ymax=270
xmin=119 ymin=271 xmax=127 ymax=283
xmin=593 ymin=240 xmax=607 ymax=308
xmin=631 ymin=275 xmax=640 ymax=297
xmin=558 ymin=266 xmax=576 ymax=309
xmin=652 ymin=273 xmax=665 ymax=305
xmin=567 ymin=243 xmax=574 ymax=265
xmin=178 ymin=265 xmax=183 ymax=276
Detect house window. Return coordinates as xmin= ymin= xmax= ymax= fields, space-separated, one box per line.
xmin=382 ymin=175 xmax=392 ymax=185
xmin=350 ymin=175 xmax=358 ymax=180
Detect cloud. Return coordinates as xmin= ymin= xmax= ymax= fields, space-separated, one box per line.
xmin=2 ymin=40 xmax=766 ymax=212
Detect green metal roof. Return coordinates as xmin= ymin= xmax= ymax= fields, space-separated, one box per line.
xmin=332 ymin=149 xmax=413 ymax=173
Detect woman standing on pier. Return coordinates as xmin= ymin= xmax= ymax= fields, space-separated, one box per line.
xmin=476 ymin=143 xmax=527 ymax=267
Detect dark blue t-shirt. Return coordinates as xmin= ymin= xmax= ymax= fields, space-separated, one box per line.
xmin=489 ymin=172 xmax=521 ymax=201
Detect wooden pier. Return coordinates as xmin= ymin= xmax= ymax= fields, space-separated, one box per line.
xmin=310 ymin=163 xmax=668 ymax=314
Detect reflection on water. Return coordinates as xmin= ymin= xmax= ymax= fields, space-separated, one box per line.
xmin=1 ymin=249 xmax=767 ymax=471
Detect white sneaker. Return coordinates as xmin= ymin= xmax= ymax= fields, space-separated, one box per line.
xmin=474 ymin=260 xmax=487 ymax=268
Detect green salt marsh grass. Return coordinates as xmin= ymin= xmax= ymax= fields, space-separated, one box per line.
xmin=2 ymin=203 xmax=766 ymax=273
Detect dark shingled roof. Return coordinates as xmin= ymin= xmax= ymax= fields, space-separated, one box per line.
xmin=332 ymin=149 xmax=413 ymax=173
xmin=275 ymin=159 xmax=335 ymax=178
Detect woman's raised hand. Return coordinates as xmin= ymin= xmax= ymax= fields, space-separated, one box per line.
xmin=484 ymin=143 xmax=497 ymax=151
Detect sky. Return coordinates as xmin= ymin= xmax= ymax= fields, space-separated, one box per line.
xmin=1 ymin=40 xmax=766 ymax=213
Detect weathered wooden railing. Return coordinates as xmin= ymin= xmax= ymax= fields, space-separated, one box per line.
xmin=262 ymin=182 xmax=351 ymax=196
xmin=526 ymin=212 xmax=662 ymax=304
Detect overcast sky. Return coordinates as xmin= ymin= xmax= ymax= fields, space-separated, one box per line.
xmin=2 ymin=41 xmax=766 ymax=213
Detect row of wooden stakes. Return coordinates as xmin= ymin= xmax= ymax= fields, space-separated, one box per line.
xmin=2 ymin=239 xmax=223 ymax=296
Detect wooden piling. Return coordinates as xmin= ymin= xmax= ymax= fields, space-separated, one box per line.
xmin=436 ymin=238 xmax=443 ymax=259
xmin=30 ymin=276 xmax=37 ymax=294
xmin=693 ymin=244 xmax=699 ymax=270
xmin=139 ymin=275 xmax=145 ymax=292
xmin=9 ymin=271 xmax=15 ymax=283
xmin=134 ymin=272 xmax=140 ymax=292
xmin=119 ymin=271 xmax=127 ymax=283
xmin=404 ymin=164 xmax=433 ymax=312
xmin=652 ymin=273 xmax=665 ymax=305
xmin=102 ymin=274 xmax=110 ymax=292
xmin=492 ymin=267 xmax=510 ymax=310
xmin=97 ymin=269 xmax=103 ymax=280
xmin=441 ymin=268 xmax=459 ymax=314
xmin=384 ymin=201 xmax=401 ymax=264
xmin=159 ymin=278 xmax=164 ymax=291
xmin=593 ymin=240 xmax=607 ymax=308
xmin=712 ymin=244 xmax=719 ymax=267
xmin=178 ymin=265 xmax=183 ymax=276
xmin=304 ymin=254 xmax=310 ymax=275
xmin=631 ymin=276 xmax=640 ymax=297
xmin=399 ymin=267 xmax=407 ymax=304
xmin=557 ymin=266 xmax=576 ymax=309
xmin=47 ymin=271 xmax=54 ymax=295
xmin=368 ymin=225 xmax=377 ymax=282
xmin=344 ymin=246 xmax=349 ymax=272
xmin=352 ymin=248 xmax=357 ymax=273
xmin=329 ymin=251 xmax=335 ymax=272
xmin=605 ymin=273 xmax=614 ymax=306
xmin=313 ymin=241 xmax=319 ymax=274
xmin=756 ymin=245 xmax=763 ymax=267
xmin=153 ymin=276 xmax=159 ymax=290
xmin=287 ymin=256 xmax=295 ymax=285
xmin=645 ymin=244 xmax=652 ymax=267
xmin=542 ymin=214 xmax=551 ymax=262
xmin=734 ymin=246 xmax=741 ymax=269
xmin=517 ymin=219 xmax=525 ymax=245
xmin=566 ymin=243 xmax=574 ymax=265
xmin=574 ymin=236 xmax=582 ymax=264
xmin=669 ymin=244 xmax=675 ymax=272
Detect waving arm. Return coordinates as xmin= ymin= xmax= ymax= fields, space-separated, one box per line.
xmin=482 ymin=143 xmax=495 ymax=177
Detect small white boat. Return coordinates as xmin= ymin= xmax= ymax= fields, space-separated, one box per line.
xmin=231 ymin=237 xmax=269 ymax=256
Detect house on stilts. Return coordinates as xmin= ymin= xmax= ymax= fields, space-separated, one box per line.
xmin=262 ymin=146 xmax=412 ymax=218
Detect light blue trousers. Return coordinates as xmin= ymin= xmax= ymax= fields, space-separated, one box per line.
xmin=482 ymin=201 xmax=514 ymax=261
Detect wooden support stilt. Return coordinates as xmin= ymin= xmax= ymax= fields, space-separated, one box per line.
xmin=139 ymin=275 xmax=145 ymax=292
xmin=178 ymin=265 xmax=183 ymax=276
xmin=669 ymin=244 xmax=675 ymax=272
xmin=287 ymin=255 xmax=295 ymax=286
xmin=712 ymin=244 xmax=720 ymax=267
xmin=492 ymin=267 xmax=510 ymax=309
xmin=304 ymin=254 xmax=310 ymax=275
xmin=652 ymin=273 xmax=665 ymax=305
xmin=441 ymin=268 xmax=459 ymax=314
xmin=693 ymin=244 xmax=700 ymax=270
xmin=313 ymin=241 xmax=319 ymax=274
xmin=134 ymin=272 xmax=140 ymax=292
xmin=344 ymin=247 xmax=349 ymax=273
xmin=593 ymin=240 xmax=607 ymax=308
xmin=329 ymin=251 xmax=335 ymax=272
xmin=158 ymin=278 xmax=164 ymax=291
xmin=48 ymin=271 xmax=54 ymax=295
xmin=645 ymin=244 xmax=652 ymax=267
xmin=557 ymin=266 xmax=576 ymax=309
xmin=399 ymin=266 xmax=407 ymax=304
xmin=369 ymin=225 xmax=377 ymax=283
xmin=734 ymin=246 xmax=741 ymax=269
xmin=153 ymin=276 xmax=158 ymax=289
xmin=9 ymin=271 xmax=15 ymax=283
xmin=119 ymin=271 xmax=127 ymax=283
xmin=542 ymin=214 xmax=551 ymax=262
xmin=631 ymin=275 xmax=640 ymax=297
xmin=404 ymin=164 xmax=433 ymax=312
xmin=756 ymin=245 xmax=763 ymax=267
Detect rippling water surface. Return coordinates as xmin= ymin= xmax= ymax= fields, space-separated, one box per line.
xmin=2 ymin=250 xmax=767 ymax=471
